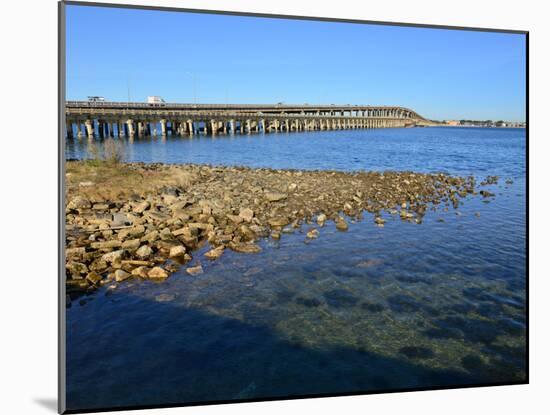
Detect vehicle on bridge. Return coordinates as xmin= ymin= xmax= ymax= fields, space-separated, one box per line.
xmin=87 ymin=96 xmax=105 ymax=102
xmin=147 ymin=96 xmax=166 ymax=106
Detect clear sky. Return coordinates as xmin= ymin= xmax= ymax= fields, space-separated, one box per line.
xmin=66 ymin=4 xmax=526 ymax=121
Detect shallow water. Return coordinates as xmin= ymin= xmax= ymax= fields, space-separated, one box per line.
xmin=66 ymin=127 xmax=526 ymax=411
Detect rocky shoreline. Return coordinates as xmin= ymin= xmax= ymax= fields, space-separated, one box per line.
xmin=65 ymin=161 xmax=496 ymax=296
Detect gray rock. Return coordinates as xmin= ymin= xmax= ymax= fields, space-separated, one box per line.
xmin=114 ymin=269 xmax=131 ymax=282
xmin=101 ymin=249 xmax=125 ymax=263
xmin=135 ymin=245 xmax=153 ymax=259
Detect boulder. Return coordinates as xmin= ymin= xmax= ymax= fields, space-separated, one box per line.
xmin=335 ymin=217 xmax=349 ymax=231
xmin=91 ymin=240 xmax=122 ymax=250
xmin=135 ymin=244 xmax=153 ymax=259
xmin=112 ymin=212 xmax=131 ymax=227
xmin=317 ymin=213 xmax=327 ymax=226
xmin=268 ymin=217 xmax=289 ymax=227
xmin=306 ymin=229 xmax=319 ymax=239
xmin=228 ymin=242 xmax=262 ymax=253
xmin=131 ymin=266 xmax=150 ymax=278
xmin=114 ymin=269 xmax=131 ymax=282
xmin=148 ymin=266 xmax=169 ymax=279
xmin=265 ymin=192 xmax=288 ymax=202
xmin=204 ymin=246 xmax=224 ymax=260
xmin=67 ymin=196 xmax=91 ymax=210
xmin=169 ymin=245 xmax=187 ymax=259
xmin=239 ymin=208 xmax=254 ymax=223
xmin=133 ymin=200 xmax=150 ymax=214
xmin=86 ymin=271 xmax=103 ymax=285
xmin=121 ymin=239 xmax=141 ymax=250
xmin=141 ymin=230 xmax=159 ymax=243
xmin=101 ymin=249 xmax=125 ymax=263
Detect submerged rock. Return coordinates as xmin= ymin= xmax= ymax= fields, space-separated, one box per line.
xmin=335 ymin=216 xmax=349 ymax=231
xmin=186 ymin=264 xmax=204 ymax=276
xmin=204 ymin=246 xmax=224 ymax=260
xmin=306 ymin=229 xmax=319 ymax=239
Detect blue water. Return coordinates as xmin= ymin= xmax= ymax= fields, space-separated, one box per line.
xmin=66 ymin=127 xmax=526 ymax=411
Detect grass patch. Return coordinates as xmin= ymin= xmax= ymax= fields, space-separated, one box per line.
xmin=65 ymin=161 xmax=172 ymax=201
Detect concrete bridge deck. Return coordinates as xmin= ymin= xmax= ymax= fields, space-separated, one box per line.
xmin=64 ymin=101 xmax=430 ymax=139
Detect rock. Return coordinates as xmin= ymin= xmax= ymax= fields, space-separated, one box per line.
xmin=128 ymin=225 xmax=146 ymax=237
xmin=356 ymin=259 xmax=383 ymax=268
xmin=86 ymin=271 xmax=102 ymax=285
xmin=374 ymin=217 xmax=386 ymax=226
xmin=101 ymin=249 xmax=125 ymax=263
xmin=480 ymin=190 xmax=495 ymax=198
xmin=114 ymin=269 xmax=131 ymax=282
xmin=306 ymin=229 xmax=319 ymax=239
xmin=271 ymin=230 xmax=281 ymax=240
xmin=66 ymin=261 xmax=88 ymax=278
xmin=172 ymin=227 xmax=190 ymax=236
xmin=133 ymin=200 xmax=150 ymax=213
xmin=112 ymin=212 xmax=131 ymax=227
xmin=131 ymin=266 xmax=150 ymax=278
xmin=169 ymin=245 xmax=187 ymax=259
xmin=265 ymin=192 xmax=287 ymax=202
xmin=239 ymin=208 xmax=254 ymax=223
xmin=67 ymin=196 xmax=91 ymax=210
xmin=335 ymin=216 xmax=349 ymax=231
xmin=288 ymin=183 xmax=297 ymax=192
xmin=317 ymin=213 xmax=327 ymax=226
xmin=65 ymin=247 xmax=86 ymax=257
xmin=229 ymin=242 xmax=262 ymax=253
xmin=148 ymin=266 xmax=169 ymax=279
xmin=226 ymin=214 xmax=243 ymax=224
xmin=135 ymin=245 xmax=153 ymax=259
xmin=155 ymin=293 xmax=176 ymax=302
xmin=141 ymin=230 xmax=159 ymax=242
xmin=204 ymin=246 xmax=224 ymax=260
xmin=121 ymin=238 xmax=141 ymax=250
xmin=268 ymin=217 xmax=289 ymax=227
xmin=91 ymin=240 xmax=122 ymax=250
xmin=186 ymin=264 xmax=204 ymax=275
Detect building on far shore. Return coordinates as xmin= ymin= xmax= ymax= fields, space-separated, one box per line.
xmin=445 ymin=120 xmax=461 ymax=126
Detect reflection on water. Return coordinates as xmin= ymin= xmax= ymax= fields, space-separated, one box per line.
xmin=66 ymin=127 xmax=526 ymax=411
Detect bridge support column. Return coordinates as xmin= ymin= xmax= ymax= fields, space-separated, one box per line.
xmin=126 ymin=119 xmax=135 ymax=137
xmin=160 ymin=119 xmax=167 ymax=136
xmin=187 ymin=120 xmax=194 ymax=135
xmin=85 ymin=120 xmax=94 ymax=139
xmin=76 ymin=123 xmax=84 ymax=139
xmin=66 ymin=120 xmax=73 ymax=139
xmin=211 ymin=120 xmax=217 ymax=135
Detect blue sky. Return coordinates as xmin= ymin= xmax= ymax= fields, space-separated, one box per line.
xmin=66 ymin=5 xmax=526 ymax=121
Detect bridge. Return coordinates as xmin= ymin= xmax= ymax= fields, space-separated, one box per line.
xmin=64 ymin=101 xmax=431 ymax=139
